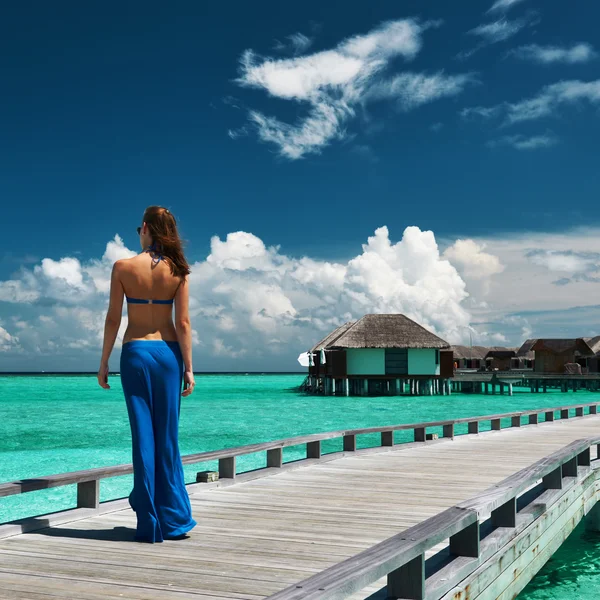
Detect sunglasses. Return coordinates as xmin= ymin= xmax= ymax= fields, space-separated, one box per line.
xmin=137 ymin=226 xmax=142 ymax=235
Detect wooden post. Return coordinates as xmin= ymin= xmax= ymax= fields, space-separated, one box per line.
xmin=492 ymin=497 xmax=517 ymax=528
xmin=381 ymin=431 xmax=394 ymax=447
xmin=449 ymin=521 xmax=480 ymax=558
xmin=219 ymin=457 xmax=236 ymax=479
xmin=345 ymin=378 xmax=349 ymax=397
xmin=307 ymin=440 xmax=321 ymax=459
xmin=543 ymin=383 xmax=547 ymax=393
xmin=545 ymin=410 xmax=555 ymax=422
xmin=578 ymin=448 xmax=591 ymax=467
xmin=543 ymin=466 xmax=562 ymax=490
xmin=491 ymin=418 xmax=501 ymax=431
xmin=484 ymin=383 xmax=488 ymax=395
xmin=267 ymin=448 xmax=283 ymax=468
xmin=332 ymin=378 xmax=336 ymax=396
xmin=511 ymin=416 xmax=521 ymax=428
xmin=343 ymin=434 xmax=356 ymax=452
xmin=561 ymin=408 xmax=569 ymax=419
xmin=591 ymin=405 xmax=598 ymax=415
xmin=529 ymin=413 xmax=539 ymax=425
xmin=500 ymin=383 xmax=504 ymax=395
xmin=443 ymin=424 xmax=454 ymax=438
xmin=562 ymin=457 xmax=578 ymax=478
xmin=576 ymin=407 xmax=584 ymax=417
xmin=387 ymin=554 xmax=424 ymax=600
xmin=468 ymin=421 xmax=479 ymax=435
xmin=414 ymin=427 xmax=426 ymax=442
xmin=77 ymin=480 xmax=99 ymax=509
xmin=508 ymin=383 xmax=513 ymax=396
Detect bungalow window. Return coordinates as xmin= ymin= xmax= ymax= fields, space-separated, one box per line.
xmin=385 ymin=349 xmax=408 ymax=375
xmin=435 ymin=350 xmax=439 ymax=365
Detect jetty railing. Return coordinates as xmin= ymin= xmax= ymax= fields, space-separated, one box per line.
xmin=266 ymin=435 xmax=600 ymax=600
xmin=1 ymin=401 xmax=598 ymax=516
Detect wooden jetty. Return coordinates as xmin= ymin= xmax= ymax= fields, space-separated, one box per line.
xmin=2 ymin=402 xmax=600 ymax=599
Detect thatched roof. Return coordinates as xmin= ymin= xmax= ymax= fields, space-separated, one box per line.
xmin=311 ymin=322 xmax=355 ymax=352
xmin=319 ymin=314 xmax=450 ymax=350
xmin=517 ymin=339 xmax=537 ymax=357
xmin=485 ymin=349 xmax=517 ymax=359
xmin=531 ymin=338 xmax=595 ymax=356
xmin=583 ymin=336 xmax=600 ymax=355
xmin=450 ymin=345 xmax=489 ymax=360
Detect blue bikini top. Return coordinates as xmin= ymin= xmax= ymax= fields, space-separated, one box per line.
xmin=126 ymin=242 xmax=175 ymax=305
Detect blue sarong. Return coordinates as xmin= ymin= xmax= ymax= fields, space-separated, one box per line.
xmin=120 ymin=339 xmax=197 ymax=543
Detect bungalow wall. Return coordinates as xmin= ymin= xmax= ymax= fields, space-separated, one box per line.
xmin=534 ymin=349 xmax=578 ymax=373
xmin=345 ymin=348 xmax=441 ymax=376
xmin=487 ymin=357 xmax=512 ymax=371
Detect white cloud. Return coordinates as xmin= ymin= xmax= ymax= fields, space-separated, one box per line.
xmin=462 ymin=79 xmax=600 ymax=125
xmin=0 ymin=325 xmax=19 ymax=353
xmin=0 ymin=226 xmax=479 ymax=369
xmin=273 ymin=32 xmax=314 ymax=56
xmin=488 ymin=0 xmax=528 ymax=13
xmin=510 ymin=43 xmax=597 ymax=65
xmin=487 ymin=132 xmax=558 ymax=150
xmin=366 ymin=72 xmax=475 ymax=108
xmin=469 ymin=19 xmax=527 ymax=44
xmin=9 ymin=227 xmax=600 ymax=367
xmin=234 ymin=20 xmax=472 ymax=159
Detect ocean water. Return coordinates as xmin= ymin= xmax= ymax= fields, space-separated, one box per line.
xmin=0 ymin=374 xmax=598 ymax=598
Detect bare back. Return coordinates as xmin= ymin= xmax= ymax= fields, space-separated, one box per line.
xmin=121 ymin=253 xmax=183 ymax=344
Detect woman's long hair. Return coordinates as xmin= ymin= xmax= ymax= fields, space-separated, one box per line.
xmin=142 ymin=206 xmax=191 ymax=278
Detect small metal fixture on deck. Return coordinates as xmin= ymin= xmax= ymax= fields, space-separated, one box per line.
xmin=196 ymin=470 xmax=219 ymax=483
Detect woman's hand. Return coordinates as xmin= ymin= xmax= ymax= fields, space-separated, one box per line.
xmin=182 ymin=370 xmax=195 ymax=396
xmin=97 ymin=362 xmax=110 ymax=389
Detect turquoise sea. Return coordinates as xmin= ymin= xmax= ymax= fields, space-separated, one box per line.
xmin=0 ymin=374 xmax=599 ymax=598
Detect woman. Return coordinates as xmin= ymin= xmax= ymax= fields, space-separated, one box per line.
xmin=97 ymin=206 xmax=197 ymax=543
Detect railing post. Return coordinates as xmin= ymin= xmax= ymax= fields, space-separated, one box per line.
xmin=590 ymin=405 xmax=598 ymax=415
xmin=414 ymin=427 xmax=426 ymax=442
xmin=491 ymin=418 xmax=501 ymax=431
xmin=219 ymin=457 xmax=236 ymax=479
xmin=449 ymin=521 xmax=480 ymax=558
xmin=267 ymin=448 xmax=283 ymax=468
xmin=387 ymin=554 xmax=425 ymax=600
xmin=562 ymin=457 xmax=578 ymax=478
xmin=443 ymin=424 xmax=454 ymax=439
xmin=511 ymin=416 xmax=521 ymax=428
xmin=307 ymin=440 xmax=321 ymax=459
xmin=77 ymin=480 xmax=99 ymax=509
xmin=528 ymin=413 xmax=539 ymax=425
xmin=491 ymin=497 xmax=517 ymax=528
xmin=545 ymin=410 xmax=555 ymax=422
xmin=543 ymin=466 xmax=562 ymax=489
xmin=468 ymin=421 xmax=479 ymax=435
xmin=578 ymin=448 xmax=591 ymax=467
xmin=343 ymin=434 xmax=356 ymax=452
xmin=576 ymin=407 xmax=584 ymax=417
xmin=381 ymin=431 xmax=394 ymax=447
xmin=561 ymin=409 xmax=569 ymax=420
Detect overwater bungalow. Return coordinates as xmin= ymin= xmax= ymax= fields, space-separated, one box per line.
xmin=450 ymin=345 xmax=489 ymax=370
xmin=529 ymin=338 xmax=595 ymax=373
xmin=485 ymin=347 xmax=517 ymax=371
xmin=305 ymin=314 xmax=453 ymax=396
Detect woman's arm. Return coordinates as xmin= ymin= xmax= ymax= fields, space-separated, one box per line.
xmin=98 ymin=261 xmax=124 ymax=389
xmin=174 ymin=275 xmax=195 ymax=396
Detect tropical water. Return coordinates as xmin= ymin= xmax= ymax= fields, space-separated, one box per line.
xmin=0 ymin=374 xmax=598 ymax=598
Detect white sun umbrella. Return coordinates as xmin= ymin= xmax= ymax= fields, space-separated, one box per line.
xmin=297 ymin=352 xmax=313 ymax=367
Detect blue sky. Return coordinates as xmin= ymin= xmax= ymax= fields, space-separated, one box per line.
xmin=1 ymin=0 xmax=600 ymax=371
